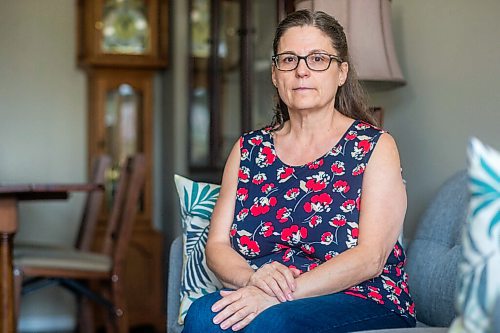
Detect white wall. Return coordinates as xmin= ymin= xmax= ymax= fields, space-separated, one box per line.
xmin=0 ymin=0 xmax=85 ymax=330
xmin=370 ymin=0 xmax=500 ymax=237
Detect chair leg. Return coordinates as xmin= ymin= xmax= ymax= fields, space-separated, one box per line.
xmin=110 ymin=276 xmax=128 ymax=333
xmin=77 ymin=296 xmax=95 ymax=333
xmin=13 ymin=268 xmax=23 ymax=322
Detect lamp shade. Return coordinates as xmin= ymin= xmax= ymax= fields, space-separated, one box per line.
xmin=295 ymin=0 xmax=405 ymax=87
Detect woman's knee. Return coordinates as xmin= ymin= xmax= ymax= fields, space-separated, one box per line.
xmin=182 ymin=292 xmax=222 ymax=333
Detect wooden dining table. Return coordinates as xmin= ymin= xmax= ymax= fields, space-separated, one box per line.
xmin=0 ymin=183 xmax=102 ymax=333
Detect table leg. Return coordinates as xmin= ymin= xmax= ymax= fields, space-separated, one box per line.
xmin=0 ymin=198 xmax=18 ymax=333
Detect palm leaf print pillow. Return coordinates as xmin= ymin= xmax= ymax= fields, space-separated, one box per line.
xmin=174 ymin=175 xmax=223 ymax=325
xmin=449 ymin=138 xmax=500 ymax=333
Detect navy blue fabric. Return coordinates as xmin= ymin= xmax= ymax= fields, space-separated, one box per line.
xmin=183 ymin=290 xmax=412 ymax=333
xmin=229 ymin=121 xmax=415 ymax=325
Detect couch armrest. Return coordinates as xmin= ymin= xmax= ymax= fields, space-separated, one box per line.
xmin=167 ymin=236 xmax=183 ymax=333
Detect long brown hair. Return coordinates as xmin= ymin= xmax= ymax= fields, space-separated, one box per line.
xmin=270 ymin=10 xmax=377 ymax=130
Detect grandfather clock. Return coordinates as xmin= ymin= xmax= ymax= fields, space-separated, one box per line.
xmin=76 ymin=0 xmax=167 ymax=331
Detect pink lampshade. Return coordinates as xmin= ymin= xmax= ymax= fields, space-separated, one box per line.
xmin=294 ymin=0 xmax=405 ymax=87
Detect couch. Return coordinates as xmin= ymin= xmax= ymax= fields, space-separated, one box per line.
xmin=166 ymin=170 xmax=498 ymax=332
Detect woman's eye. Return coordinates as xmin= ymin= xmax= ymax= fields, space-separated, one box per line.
xmin=311 ymin=55 xmax=325 ymax=62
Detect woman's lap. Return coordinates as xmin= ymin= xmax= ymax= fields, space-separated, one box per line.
xmin=183 ymin=291 xmax=412 ymax=333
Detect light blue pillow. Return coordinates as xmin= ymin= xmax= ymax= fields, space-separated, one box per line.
xmin=174 ymin=175 xmax=223 ymax=325
xmin=450 ymin=138 xmax=500 ymax=333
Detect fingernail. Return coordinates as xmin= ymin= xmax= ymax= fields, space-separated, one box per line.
xmin=287 ymin=293 xmax=294 ymax=301
xmin=220 ymin=323 xmax=228 ymax=330
xmin=213 ymin=317 xmax=220 ymax=324
xmin=233 ymin=324 xmax=240 ymax=331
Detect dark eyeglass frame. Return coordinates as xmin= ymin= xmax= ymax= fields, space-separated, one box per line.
xmin=272 ymin=52 xmax=343 ymax=72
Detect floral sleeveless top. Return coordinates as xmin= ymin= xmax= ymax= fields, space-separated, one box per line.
xmin=229 ymin=120 xmax=416 ymax=325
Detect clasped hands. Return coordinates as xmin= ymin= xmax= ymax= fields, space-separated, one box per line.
xmin=211 ymin=262 xmax=301 ymax=331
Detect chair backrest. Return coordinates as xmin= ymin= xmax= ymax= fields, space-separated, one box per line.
xmin=100 ymin=154 xmax=146 ymax=271
xmin=76 ymin=154 xmax=111 ymax=251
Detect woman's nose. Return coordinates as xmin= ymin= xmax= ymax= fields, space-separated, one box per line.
xmin=295 ymin=58 xmax=310 ymax=77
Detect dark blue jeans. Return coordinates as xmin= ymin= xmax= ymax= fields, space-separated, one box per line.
xmin=183 ymin=290 xmax=413 ymax=333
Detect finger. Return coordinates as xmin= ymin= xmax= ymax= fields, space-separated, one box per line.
xmin=254 ymin=280 xmax=275 ymax=297
xmin=266 ymin=277 xmax=288 ymax=302
xmin=290 ymin=267 xmax=301 ymax=277
xmin=276 ymin=266 xmax=297 ymax=292
xmin=213 ymin=301 xmax=246 ymax=327
xmin=232 ymin=311 xmax=258 ymax=331
xmin=212 ymin=291 xmax=240 ymax=312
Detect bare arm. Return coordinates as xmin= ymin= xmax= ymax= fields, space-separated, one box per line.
xmin=205 ymin=140 xmax=255 ymax=289
xmin=292 ymin=133 xmax=407 ymax=299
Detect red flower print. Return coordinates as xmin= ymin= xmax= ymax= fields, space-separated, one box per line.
xmin=393 ymin=244 xmax=402 ymax=258
xmin=276 ymin=207 xmax=291 ymax=223
xmin=303 ymin=193 xmax=333 ymax=213
xmin=307 ymin=263 xmax=319 ymax=271
xmin=308 ymin=215 xmax=322 ymax=228
xmin=284 ymin=188 xmax=300 ymax=200
xmin=280 ymin=225 xmax=307 ymax=245
xmin=307 ymin=159 xmax=324 ymax=169
xmin=333 ymin=180 xmax=350 ymax=194
xmin=352 ymin=163 xmax=366 ymax=176
xmin=356 ymin=196 xmax=361 ymax=210
xmin=282 ymin=248 xmax=293 ymax=262
xmin=277 ymin=167 xmax=295 ymax=183
xmin=345 ymin=130 xmax=357 ymax=141
xmin=250 ymin=196 xmax=277 ymax=216
xmin=241 ymin=148 xmax=249 ymax=160
xmin=260 ymin=222 xmax=274 ymax=237
xmin=355 ymin=122 xmax=371 ymax=130
xmin=236 ymin=188 xmax=248 ymax=202
xmin=320 ymin=232 xmax=333 ymax=245
xmin=331 ymin=161 xmax=345 ymax=175
xmin=407 ymin=302 xmax=415 ymax=316
xmin=351 ymin=227 xmax=359 ymax=238
xmin=329 ymin=214 xmax=346 ymax=227
xmin=352 ymin=139 xmax=372 ymax=160
xmin=324 ymin=250 xmax=338 ymax=261
xmin=340 ymin=199 xmax=356 ymax=213
xmin=301 ymin=244 xmax=315 ymax=255
xmin=367 ymin=286 xmax=384 ymax=304
xmin=248 ymin=135 xmax=263 ymax=146
xmin=238 ymin=166 xmax=250 ymax=183
xmin=256 ymin=144 xmax=276 ymax=167
xmin=328 ymin=145 xmax=342 ymax=157
xmin=261 ymin=183 xmax=275 ymax=194
xmin=237 ymin=236 xmax=260 ymax=257
xmin=383 ymin=278 xmax=402 ymax=297
xmin=305 ymin=171 xmax=330 ymax=192
xmin=230 ymin=224 xmax=237 ymax=237
xmin=274 ymin=243 xmax=289 ymax=252
xmin=236 ymin=208 xmax=249 ymax=221
xmin=252 ymin=172 xmax=267 ymax=185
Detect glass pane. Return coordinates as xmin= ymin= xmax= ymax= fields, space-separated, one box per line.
xmin=101 ymin=0 xmax=150 ymax=54
xmin=104 ymin=83 xmax=141 ymax=210
xmin=189 ymin=0 xmax=211 ymax=166
xmin=252 ymin=0 xmax=276 ymax=129
xmin=220 ymin=0 xmax=241 ymax=164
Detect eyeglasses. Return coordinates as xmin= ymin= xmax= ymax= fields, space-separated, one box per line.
xmin=272 ymin=52 xmax=343 ymax=71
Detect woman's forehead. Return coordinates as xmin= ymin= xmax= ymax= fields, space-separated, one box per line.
xmin=278 ymin=26 xmax=335 ymax=54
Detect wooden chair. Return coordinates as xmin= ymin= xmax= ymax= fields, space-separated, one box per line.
xmin=14 ymin=154 xmax=146 ymax=333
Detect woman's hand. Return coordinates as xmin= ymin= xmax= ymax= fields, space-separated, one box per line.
xmin=246 ymin=262 xmax=301 ymax=302
xmin=212 ymin=286 xmax=280 ymax=331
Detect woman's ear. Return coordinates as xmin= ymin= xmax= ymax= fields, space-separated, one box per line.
xmin=271 ymin=67 xmax=277 ymax=87
xmin=339 ymin=62 xmax=349 ymax=86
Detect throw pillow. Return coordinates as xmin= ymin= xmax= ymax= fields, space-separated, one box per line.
xmin=449 ymin=138 xmax=500 ymax=333
xmin=174 ymin=174 xmax=223 ymax=325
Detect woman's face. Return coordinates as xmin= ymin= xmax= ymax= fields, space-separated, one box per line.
xmin=272 ymin=25 xmax=348 ymax=113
